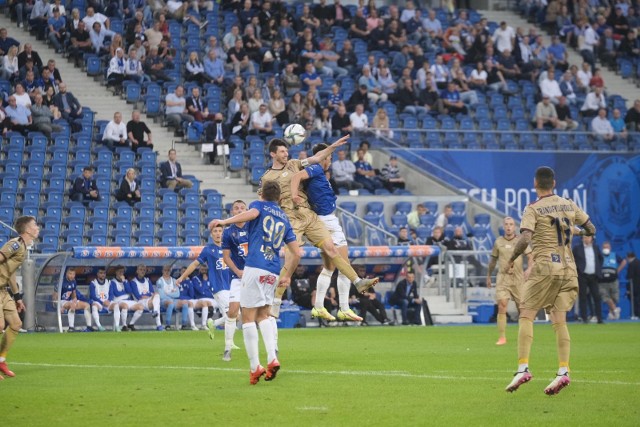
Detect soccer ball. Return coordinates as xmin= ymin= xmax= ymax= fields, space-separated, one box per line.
xmin=283 ymin=123 xmax=307 ymax=145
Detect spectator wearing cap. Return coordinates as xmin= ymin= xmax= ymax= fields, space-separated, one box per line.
xmin=249 ymin=103 xmax=274 ymax=136
xmin=380 ymin=155 xmax=405 ymax=192
xmin=534 ymin=94 xmax=562 ymax=130
xmin=70 ymin=166 xmax=101 ymax=204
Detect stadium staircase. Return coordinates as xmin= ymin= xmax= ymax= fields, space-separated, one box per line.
xmin=482 ymin=10 xmax=637 ymax=107
xmin=0 ymin=13 xmax=257 ymax=202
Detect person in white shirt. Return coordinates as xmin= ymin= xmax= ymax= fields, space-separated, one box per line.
xmin=576 ymin=62 xmax=592 ymax=89
xmin=249 ymin=103 xmax=273 ymax=135
xmin=492 ymin=21 xmax=515 ymax=53
xmin=579 ymin=19 xmax=598 ymax=68
xmin=591 ymin=108 xmax=614 ymax=141
xmin=470 ymin=62 xmax=488 ymax=90
xmin=349 ymin=104 xmax=368 ymax=130
xmin=581 ymin=86 xmax=606 ymax=118
xmin=399 ymin=0 xmax=416 ymax=23
xmin=430 ymin=55 xmax=450 ymax=89
xmin=331 ymin=149 xmax=363 ymax=191
xmin=82 ymin=7 xmax=109 ymax=30
xmin=539 ymin=68 xmax=563 ymax=104
xmin=102 ymin=111 xmax=128 ymax=150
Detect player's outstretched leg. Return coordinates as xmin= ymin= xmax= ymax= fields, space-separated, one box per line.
xmin=506 ymin=311 xmax=535 ymax=392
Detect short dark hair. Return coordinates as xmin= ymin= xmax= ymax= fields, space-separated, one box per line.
xmin=268 ymin=138 xmax=287 ymax=153
xmin=15 ymin=216 xmax=36 ymax=234
xmin=83 ymin=166 xmax=93 ymax=172
xmin=97 ymin=267 xmax=106 ymax=272
xmin=168 ymin=148 xmax=176 ymax=155
xmin=359 ymin=140 xmax=370 ymax=148
xmin=232 ymin=199 xmax=246 ymax=207
xmin=261 ymin=181 xmax=281 ymax=202
xmin=114 ymin=265 xmax=125 ymax=272
xmin=535 ymin=166 xmax=555 ymax=190
xmin=628 ymin=252 xmax=636 ymax=258
xmin=312 ymin=143 xmax=328 ymax=155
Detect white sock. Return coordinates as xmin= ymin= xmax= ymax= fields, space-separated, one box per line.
xmin=225 ymin=316 xmax=237 ymax=350
xmin=558 ymin=367 xmax=569 ymax=376
xmin=83 ymin=309 xmax=92 ymax=327
xmin=270 ymin=316 xmax=279 ymax=352
xmin=121 ymin=308 xmax=128 ymax=326
xmin=68 ymin=310 xmax=75 ymax=328
xmin=314 ymin=268 xmax=332 ymax=310
xmin=91 ymin=306 xmax=102 ymax=328
xmin=152 ymin=294 xmax=160 ymax=314
xmin=258 ymin=318 xmax=277 ymax=363
xmin=113 ymin=305 xmax=120 ymax=328
xmin=214 ymin=315 xmax=226 ymax=327
xmin=188 ymin=306 xmax=195 ymax=327
xmin=242 ymin=322 xmax=260 ymax=371
xmin=518 ymin=363 xmax=529 ymax=372
xmin=337 ymin=273 xmax=351 ymax=311
xmin=201 ymin=306 xmax=209 ymax=326
xmin=0 ymin=357 xmax=5 ymax=362
xmin=131 ymin=310 xmax=143 ymax=325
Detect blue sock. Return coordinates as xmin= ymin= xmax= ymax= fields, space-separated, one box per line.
xmin=181 ymin=305 xmax=188 ymax=325
xmin=165 ymin=303 xmax=175 ymax=326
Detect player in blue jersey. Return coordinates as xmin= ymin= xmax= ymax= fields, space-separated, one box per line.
xmin=221 ymin=200 xmax=250 ymax=360
xmin=191 ymin=265 xmax=218 ymax=330
xmin=176 ymin=267 xmax=198 ymax=330
xmin=89 ymin=267 xmax=118 ymax=331
xmin=54 ymin=268 xmax=93 ymax=332
xmin=209 ymin=181 xmax=300 ymax=385
xmin=178 ymin=225 xmax=236 ymax=354
xmin=291 ymin=143 xmax=363 ymax=323
xmin=108 ymin=266 xmax=143 ymax=332
xmin=128 ymin=265 xmax=163 ymax=331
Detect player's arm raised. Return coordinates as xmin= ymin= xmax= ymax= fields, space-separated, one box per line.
xmin=279 ymin=240 xmax=301 ymax=288
xmin=305 ymin=134 xmax=350 ymax=166
xmin=290 ymin=169 xmax=311 ymax=206
xmin=209 ymin=208 xmax=260 ymax=230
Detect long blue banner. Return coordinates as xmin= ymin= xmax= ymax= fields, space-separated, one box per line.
xmin=396 ymin=150 xmax=640 ymax=255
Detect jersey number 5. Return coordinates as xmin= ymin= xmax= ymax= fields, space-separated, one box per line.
xmin=551 ymin=217 xmax=571 ymax=247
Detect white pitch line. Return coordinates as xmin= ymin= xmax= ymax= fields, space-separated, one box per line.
xmin=10 ymin=362 xmax=640 ymax=387
xmin=296 ymin=407 xmax=329 ymax=411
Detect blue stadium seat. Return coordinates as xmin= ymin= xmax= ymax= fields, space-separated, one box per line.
xmin=394 ymin=201 xmax=412 ymax=215
xmin=366 ymin=202 xmax=384 ymax=215
xmin=391 ymin=214 xmax=408 ymax=228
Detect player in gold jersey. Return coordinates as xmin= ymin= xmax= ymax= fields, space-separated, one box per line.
xmin=0 ymin=216 xmax=40 ymax=379
xmin=486 ymin=217 xmax=533 ymax=345
xmin=505 ymin=167 xmax=595 ymax=395
xmin=257 ymin=137 xmax=379 ymax=319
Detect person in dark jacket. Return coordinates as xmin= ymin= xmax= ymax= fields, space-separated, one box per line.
xmin=70 ymin=166 xmax=101 ymax=204
xmin=626 ymin=252 xmax=640 ymax=318
xmin=573 ymin=235 xmax=604 ymax=323
xmin=389 ymin=271 xmax=421 ymax=325
xmin=115 ymin=168 xmax=141 ymax=206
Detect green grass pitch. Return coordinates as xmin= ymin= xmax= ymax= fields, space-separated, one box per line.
xmin=3 ymin=323 xmax=639 ymax=426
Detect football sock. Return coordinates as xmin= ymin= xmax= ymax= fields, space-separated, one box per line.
xmin=165 ymin=303 xmax=175 ymax=326
xmin=553 ymin=322 xmax=571 ymax=374
xmin=67 ymin=310 xmax=75 ymax=328
xmin=0 ymin=327 xmax=18 ymax=358
xmin=0 ymin=356 xmax=4 ymax=362
xmin=314 ymin=268 xmax=332 ymax=310
xmin=187 ymin=307 xmax=195 ymax=327
xmin=113 ymin=305 xmax=120 ymax=329
xmin=225 ymin=316 xmax=236 ymax=350
xmin=91 ymin=306 xmax=102 ymax=328
xmin=258 ymin=318 xmax=277 ymax=363
xmin=214 ymin=314 xmax=226 ymax=327
xmin=201 ymin=306 xmax=209 ymax=326
xmin=120 ymin=308 xmax=128 ymax=326
xmin=497 ymin=313 xmax=507 ymax=338
xmin=330 ymin=255 xmax=358 ymax=283
xmin=242 ymin=322 xmax=260 ymax=371
xmin=83 ymin=309 xmax=92 ymax=328
xmin=517 ymin=317 xmax=534 ymax=370
xmin=130 ymin=310 xmax=143 ymax=325
xmin=270 ymin=316 xmax=279 ymax=351
xmin=337 ymin=273 xmax=351 ymax=311
xmin=181 ymin=304 xmax=188 ymax=325
xmin=152 ymin=294 xmax=160 ymax=314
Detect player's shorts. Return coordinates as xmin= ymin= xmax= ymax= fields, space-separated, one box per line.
xmin=240 ymin=266 xmax=278 ymax=308
xmin=91 ymin=301 xmax=113 ymax=312
xmin=286 ymin=206 xmax=332 ymax=247
xmin=118 ymin=300 xmax=139 ymax=309
xmin=520 ymin=263 xmax=578 ymax=312
xmin=229 ymin=278 xmax=242 ymax=304
xmin=0 ymin=288 xmax=17 ymax=324
xmin=197 ymin=298 xmax=217 ymax=308
xmin=214 ymin=290 xmax=230 ymax=314
xmin=138 ymin=297 xmax=151 ymax=309
xmin=318 ymin=213 xmax=347 ymax=247
xmin=599 ymin=280 xmax=619 ymax=303
xmin=495 ymin=273 xmax=520 ymax=305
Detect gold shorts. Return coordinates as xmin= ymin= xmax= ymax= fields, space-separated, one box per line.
xmin=520 ymin=263 xmax=578 ymax=312
xmin=0 ymin=289 xmax=17 ymax=325
xmin=286 ymin=207 xmax=332 ymax=247
xmin=495 ymin=274 xmax=520 ymax=305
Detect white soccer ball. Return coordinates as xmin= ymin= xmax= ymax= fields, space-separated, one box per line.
xmin=283 ymin=123 xmax=307 ymax=145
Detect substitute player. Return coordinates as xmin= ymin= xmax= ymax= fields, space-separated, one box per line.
xmin=221 ymin=200 xmax=250 ymax=360
xmin=505 ymin=166 xmax=595 ymax=395
xmin=290 ymin=143 xmax=363 ymax=322
xmin=89 ymin=267 xmax=120 ymax=331
xmin=192 ymin=265 xmax=218 ymax=330
xmin=0 ymin=216 xmax=39 ymax=379
xmin=108 ymin=266 xmax=143 ymax=332
xmin=253 ymin=136 xmax=378 ymax=319
xmin=486 ymin=217 xmax=533 ymax=345
xmin=129 ymin=265 xmax=163 ymax=331
xmin=210 ymin=181 xmax=300 ymax=385
xmin=55 ymin=268 xmax=93 ymax=332
xmin=178 ymin=224 xmax=236 ymax=357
